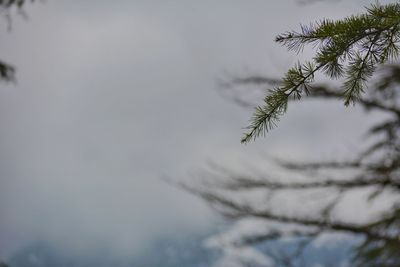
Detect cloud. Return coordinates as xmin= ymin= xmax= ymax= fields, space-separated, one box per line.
xmin=0 ymin=0 xmax=388 ymax=262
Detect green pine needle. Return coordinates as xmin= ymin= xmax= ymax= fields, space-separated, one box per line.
xmin=243 ymin=2 xmax=400 ymax=143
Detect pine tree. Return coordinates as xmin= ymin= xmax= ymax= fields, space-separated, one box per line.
xmin=185 ymin=2 xmax=400 ymax=266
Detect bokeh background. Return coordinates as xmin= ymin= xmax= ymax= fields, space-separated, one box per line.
xmin=0 ymin=0 xmax=394 ymax=266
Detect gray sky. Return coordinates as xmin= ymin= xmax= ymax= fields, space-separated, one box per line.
xmin=0 ymin=0 xmax=392 ymax=261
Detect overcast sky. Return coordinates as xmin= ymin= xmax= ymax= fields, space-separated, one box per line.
xmin=0 ymin=0 xmax=394 ymax=262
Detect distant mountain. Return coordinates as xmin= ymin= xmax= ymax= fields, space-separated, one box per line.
xmin=6 ymin=234 xmax=220 ymax=267
xmin=4 ymin=233 xmax=352 ymax=267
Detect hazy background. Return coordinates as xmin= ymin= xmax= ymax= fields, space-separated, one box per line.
xmin=0 ymin=0 xmax=393 ymax=265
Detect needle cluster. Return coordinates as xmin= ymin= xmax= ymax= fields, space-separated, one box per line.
xmin=242 ymin=2 xmax=400 ymax=143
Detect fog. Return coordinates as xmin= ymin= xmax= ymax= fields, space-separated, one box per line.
xmin=0 ymin=0 xmax=391 ymax=263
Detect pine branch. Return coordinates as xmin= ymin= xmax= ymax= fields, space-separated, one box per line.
xmin=0 ymin=60 xmax=15 ymax=82
xmin=241 ymin=62 xmax=319 ymax=143
xmin=192 ymin=189 xmax=399 ymax=243
xmin=243 ymin=2 xmax=400 ymax=142
xmin=309 ymin=85 xmax=400 ymax=116
xmin=218 ymin=175 xmax=400 ymax=191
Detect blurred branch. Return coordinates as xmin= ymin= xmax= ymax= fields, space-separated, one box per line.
xmin=190 ymin=188 xmax=399 ymax=244
xmin=181 ymin=64 xmax=400 ymax=266
xmin=217 ymin=174 xmax=400 ymax=191
xmin=0 ymin=60 xmax=15 ymax=82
